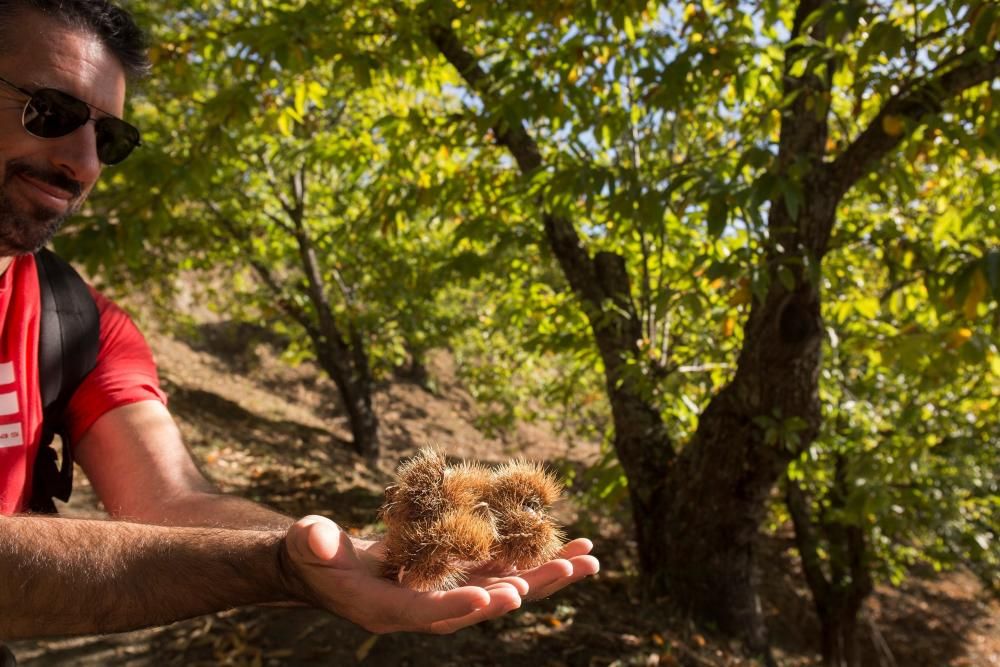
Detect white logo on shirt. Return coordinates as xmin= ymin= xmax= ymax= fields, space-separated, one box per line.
xmin=0 ymin=422 xmax=22 ymax=447
xmin=0 ymin=361 xmax=23 ymax=448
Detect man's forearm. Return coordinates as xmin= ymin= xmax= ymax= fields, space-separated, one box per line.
xmin=0 ymin=515 xmax=298 ymax=640
xmin=116 ymin=490 xmax=296 ymax=531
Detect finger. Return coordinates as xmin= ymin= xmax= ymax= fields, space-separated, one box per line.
xmin=558 ymin=538 xmax=594 ymax=559
xmin=412 ymin=585 xmax=492 ymax=624
xmin=428 ymin=584 xmax=522 ymax=635
xmin=569 ymin=554 xmax=600 ymax=577
xmin=297 ymin=514 xmax=327 ymax=528
xmin=352 ymin=583 xmax=489 ymax=634
xmin=462 ymin=569 xmax=531 ymax=592
xmin=517 ymin=558 xmax=574 ymax=589
xmin=486 ymin=576 xmax=529 ymax=596
xmin=484 ymin=582 xmax=523 ymax=605
xmin=524 ymin=555 xmax=600 ymax=600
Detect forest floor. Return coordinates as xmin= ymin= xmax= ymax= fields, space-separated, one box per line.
xmin=8 ymin=315 xmax=999 ymax=667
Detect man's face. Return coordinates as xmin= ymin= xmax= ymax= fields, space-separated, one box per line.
xmin=0 ymin=11 xmax=127 ymax=256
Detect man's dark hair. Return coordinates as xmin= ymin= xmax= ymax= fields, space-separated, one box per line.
xmin=0 ymin=0 xmax=150 ymax=80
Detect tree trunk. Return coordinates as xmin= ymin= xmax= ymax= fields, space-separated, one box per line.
xmin=546 ymin=224 xmax=807 ymax=656
xmin=315 ymin=331 xmax=379 ymax=461
xmin=787 ymin=465 xmax=873 ymax=667
xmin=819 ymin=606 xmax=864 ymax=667
xmin=650 ymin=262 xmax=824 ymax=653
xmin=395 ymin=343 xmax=432 ymax=392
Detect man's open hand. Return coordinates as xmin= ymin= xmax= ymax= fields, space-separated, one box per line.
xmin=282 ymin=515 xmax=599 ymax=634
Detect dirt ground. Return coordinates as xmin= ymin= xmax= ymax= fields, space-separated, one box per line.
xmin=8 ymin=319 xmax=999 ymax=666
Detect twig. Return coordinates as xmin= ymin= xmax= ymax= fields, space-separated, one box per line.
xmin=866 ymin=612 xmax=898 ymax=667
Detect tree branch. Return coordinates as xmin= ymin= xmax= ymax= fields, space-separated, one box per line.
xmin=768 ymin=0 xmax=836 ymax=246
xmin=258 ymin=151 xmax=298 ymax=221
xmin=203 ymin=201 xmax=319 ymax=339
xmin=424 ymin=10 xmax=677 ymax=472
xmin=425 ymin=23 xmax=542 ymax=174
xmin=826 ymin=50 xmax=1000 ymax=202
xmin=425 ymin=19 xmax=603 ymax=306
xmin=786 ymin=479 xmax=832 ymax=605
xmin=286 ymin=165 xmax=347 ymax=351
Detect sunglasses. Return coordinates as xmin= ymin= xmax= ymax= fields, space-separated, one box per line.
xmin=0 ymin=74 xmax=140 ymax=165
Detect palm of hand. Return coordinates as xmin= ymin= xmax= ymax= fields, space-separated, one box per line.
xmin=284 ymin=515 xmax=598 ymax=634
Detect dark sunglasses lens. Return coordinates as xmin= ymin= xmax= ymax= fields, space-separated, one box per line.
xmin=95 ymin=117 xmax=140 ymax=165
xmin=22 ymin=88 xmax=90 ymax=138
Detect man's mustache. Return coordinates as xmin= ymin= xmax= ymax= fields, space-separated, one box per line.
xmin=6 ymin=162 xmax=82 ymax=198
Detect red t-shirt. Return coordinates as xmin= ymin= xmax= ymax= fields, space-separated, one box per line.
xmin=0 ymin=255 xmax=166 ymax=514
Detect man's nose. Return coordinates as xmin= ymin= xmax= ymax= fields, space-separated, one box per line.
xmin=49 ymin=122 xmax=102 ymax=187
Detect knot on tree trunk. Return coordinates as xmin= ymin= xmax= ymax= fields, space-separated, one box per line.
xmin=777 ymin=288 xmax=821 ymax=347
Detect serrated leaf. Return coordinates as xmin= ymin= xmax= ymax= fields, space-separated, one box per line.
xmin=277 ymin=111 xmax=292 ymax=137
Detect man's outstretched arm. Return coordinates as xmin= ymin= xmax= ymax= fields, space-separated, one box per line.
xmin=0 ymin=513 xmax=530 ymax=640
xmin=52 ymin=400 xmax=597 ymax=636
xmin=0 ymin=514 xmax=289 ymax=639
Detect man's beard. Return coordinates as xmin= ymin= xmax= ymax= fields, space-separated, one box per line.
xmin=0 ymin=161 xmax=82 ymax=256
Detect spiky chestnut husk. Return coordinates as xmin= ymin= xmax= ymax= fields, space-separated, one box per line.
xmin=379 ymin=448 xmax=449 ymax=530
xmin=382 ymin=506 xmax=498 ymax=591
xmin=485 ymin=460 xmax=565 ymax=570
xmin=380 ymin=452 xmax=493 ymax=529
xmin=379 ymin=449 xmax=496 ymax=591
xmin=379 ymin=448 xmax=566 ymax=590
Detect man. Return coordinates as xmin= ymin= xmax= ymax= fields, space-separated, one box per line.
xmin=0 ymin=0 xmax=598 ymax=644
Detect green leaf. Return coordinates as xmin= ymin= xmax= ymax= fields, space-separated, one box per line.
xmin=277 ymin=111 xmax=292 ymax=137
xmin=623 ymin=15 xmax=636 ymax=42
xmin=777 ymin=265 xmax=795 ymax=291
xmin=294 ymin=80 xmax=307 ymax=116
xmin=600 ymin=124 xmax=613 ymax=148
xmin=854 ymin=297 xmax=879 ymax=319
xmin=707 ymin=194 xmax=728 ymax=237
xmin=857 ymin=22 xmax=905 ymax=70
xmin=781 ymin=179 xmax=802 ymax=221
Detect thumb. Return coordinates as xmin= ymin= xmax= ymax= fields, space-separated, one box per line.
xmin=294 ymin=515 xmax=357 ymax=566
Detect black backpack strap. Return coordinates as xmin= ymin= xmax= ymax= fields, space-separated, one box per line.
xmin=28 ymin=249 xmax=100 ymax=514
